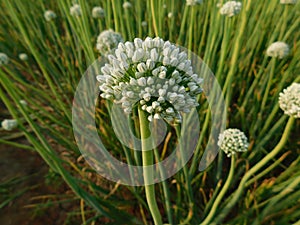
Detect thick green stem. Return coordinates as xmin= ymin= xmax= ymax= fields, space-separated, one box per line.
xmin=200 ymin=155 xmax=235 ymax=225
xmin=153 ymin=148 xmax=174 ymax=225
xmin=138 ymin=108 xmax=163 ymax=225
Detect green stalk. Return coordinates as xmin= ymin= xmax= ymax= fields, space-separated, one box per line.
xmin=238 ymin=58 xmax=269 ymax=111
xmin=283 ymin=16 xmax=300 ymax=41
xmin=200 ymin=155 xmax=235 ymax=225
xmin=111 ymin=0 xmax=120 ymax=32
xmin=222 ymin=0 xmax=251 ymax=93
xmin=278 ymin=6 xmax=288 ymax=40
xmin=177 ymin=6 xmax=188 ymax=45
xmin=215 ymin=18 xmax=231 ymax=81
xmin=105 ymin=0 xmax=112 ymax=28
xmin=168 ymin=0 xmax=175 ymax=42
xmin=117 ymin=3 xmax=126 ymax=36
xmin=258 ymin=104 xmax=279 ymax=138
xmin=0 ymin=139 xmax=33 ymax=151
xmin=253 ymin=176 xmax=300 ymax=225
xmin=125 ymin=8 xmax=133 ymax=40
xmin=245 ymin=151 xmax=290 ymax=187
xmin=260 ymin=58 xmax=276 ymax=115
xmin=151 ymin=0 xmax=159 ymax=36
xmin=251 ymin=116 xmax=287 ymax=154
xmin=252 ymin=58 xmax=277 ymax=134
xmin=136 ymin=0 xmax=142 ymax=37
xmin=189 ymin=109 xmax=210 ymax=176
xmin=153 ymin=148 xmax=174 ymax=225
xmin=138 ymin=108 xmax=163 ymax=225
xmin=188 ymin=6 xmax=196 ymax=53
xmin=97 ymin=18 xmax=104 ymax=33
xmin=197 ymin=2 xmax=210 ymax=56
xmin=175 ymin=125 xmax=194 ymax=212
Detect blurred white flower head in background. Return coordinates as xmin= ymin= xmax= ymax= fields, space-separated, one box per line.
xmin=96 ymin=29 xmax=123 ymax=55
xmin=220 ymin=1 xmax=242 ymax=17
xmin=19 ymin=100 xmax=28 ymax=106
xmin=123 ymin=1 xmax=132 ymax=9
xmin=97 ymin=37 xmax=203 ymax=122
xmin=266 ymin=42 xmax=290 ymax=59
xmin=19 ymin=53 xmax=28 ymax=61
xmin=218 ymin=128 xmax=249 ymax=157
xmin=70 ymin=4 xmax=82 ymax=17
xmin=168 ymin=12 xmax=173 ymax=18
xmin=279 ymin=83 xmax=300 ymax=118
xmin=186 ymin=0 xmax=203 ymax=6
xmin=0 ymin=53 xmax=9 ymax=66
xmin=280 ymin=0 xmax=297 ymax=4
xmin=1 ymin=119 xmax=18 ymax=131
xmin=44 ymin=10 xmax=57 ymax=21
xmin=141 ymin=21 xmax=147 ymax=27
xmin=92 ymin=6 xmax=105 ymax=18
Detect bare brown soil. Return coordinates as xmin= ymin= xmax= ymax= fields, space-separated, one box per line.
xmin=0 ymin=138 xmax=77 ymax=225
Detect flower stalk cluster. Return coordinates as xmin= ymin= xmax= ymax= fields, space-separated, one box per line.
xmin=97 ymin=37 xmax=203 ymax=122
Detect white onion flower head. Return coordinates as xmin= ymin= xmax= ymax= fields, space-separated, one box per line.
xmin=0 ymin=53 xmax=9 ymax=66
xmin=218 ymin=128 xmax=249 ymax=157
xmin=168 ymin=12 xmax=173 ymax=18
xmin=280 ymin=0 xmax=297 ymax=4
xmin=19 ymin=53 xmax=28 ymax=61
xmin=44 ymin=10 xmax=57 ymax=21
xmin=123 ymin=1 xmax=132 ymax=9
xmin=19 ymin=100 xmax=28 ymax=106
xmin=1 ymin=119 xmax=18 ymax=131
xmin=220 ymin=1 xmax=242 ymax=17
xmin=96 ymin=29 xmax=123 ymax=55
xmin=141 ymin=21 xmax=148 ymax=27
xmin=266 ymin=42 xmax=290 ymax=59
xmin=92 ymin=6 xmax=105 ymax=18
xmin=279 ymin=83 xmax=300 ymax=118
xmin=186 ymin=0 xmax=203 ymax=6
xmin=97 ymin=37 xmax=203 ymax=122
xmin=70 ymin=4 xmax=82 ymax=17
